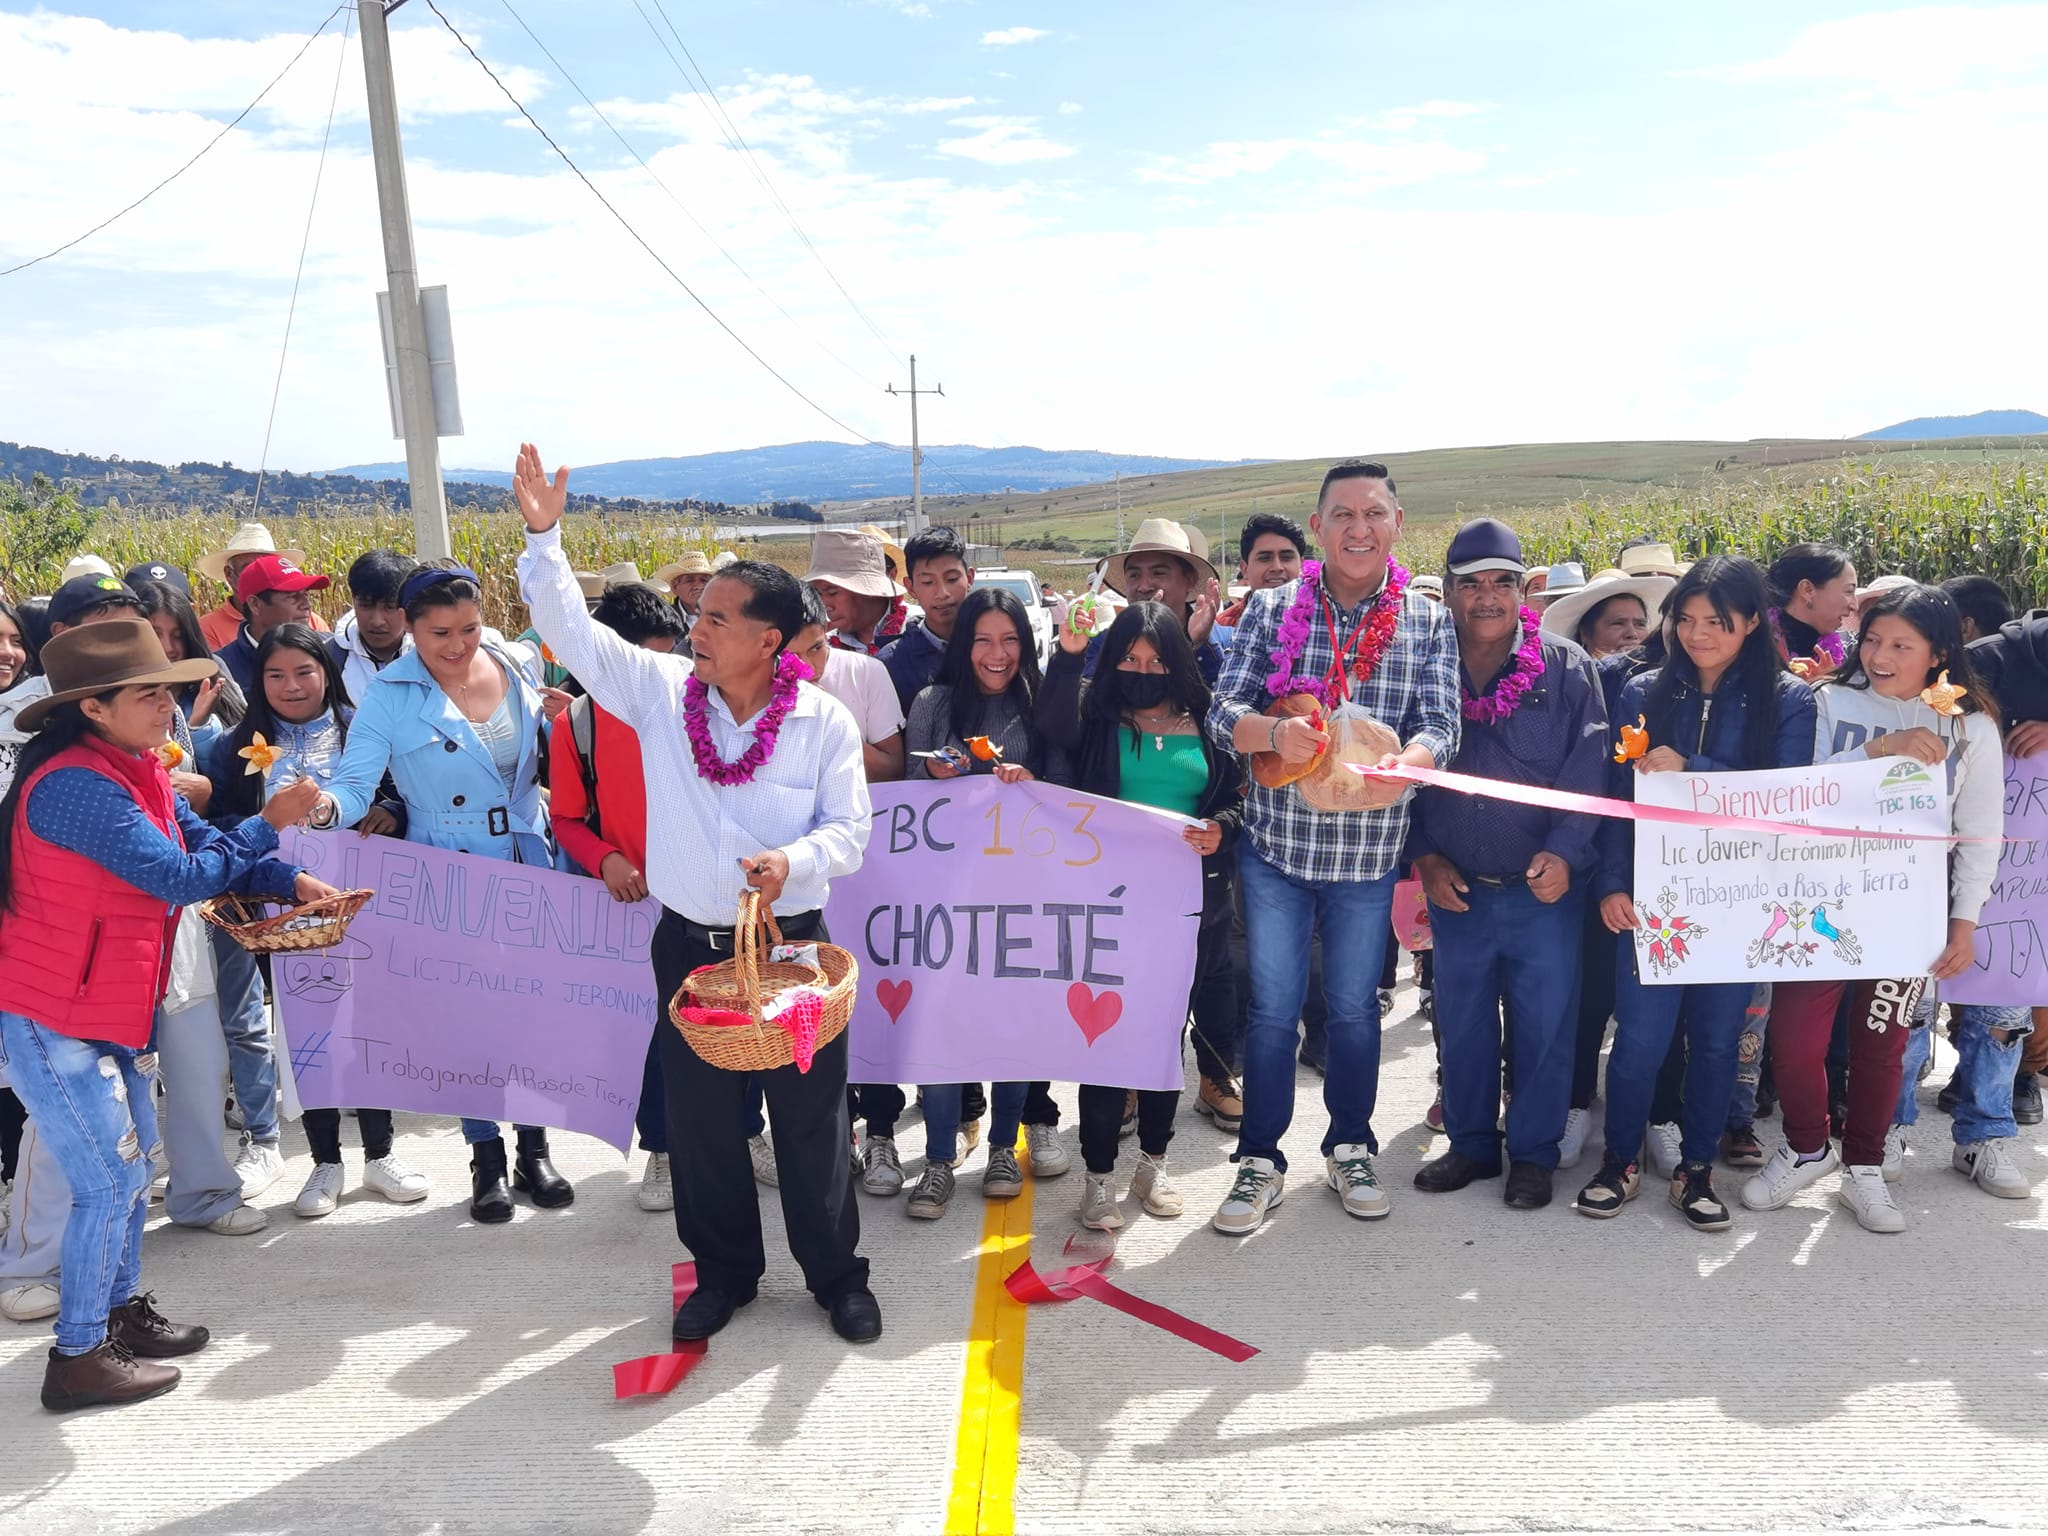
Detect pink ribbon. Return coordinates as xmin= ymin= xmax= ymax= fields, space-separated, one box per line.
xmin=612 ymin=1261 xmax=709 ymax=1399
xmin=1003 ymin=1254 xmax=1259 ymax=1363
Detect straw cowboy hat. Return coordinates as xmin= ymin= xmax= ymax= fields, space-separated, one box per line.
xmin=857 ymin=525 xmax=908 ymax=584
xmin=19 ymin=619 xmax=218 ymax=733
xmin=577 ymin=562 xmax=662 ymax=600
xmin=651 ymin=550 xmax=714 ymax=587
xmin=1617 ymin=542 xmax=1687 ymax=580
xmin=58 ymin=553 xmax=114 ymax=586
xmin=1541 ymin=570 xmax=1676 ymax=645
xmin=804 ymin=528 xmax=903 ymax=599
xmin=195 ymin=523 xmax=305 ymax=587
xmin=711 ymin=550 xmax=738 ymax=572
xmin=1103 ymin=518 xmax=1219 ymax=598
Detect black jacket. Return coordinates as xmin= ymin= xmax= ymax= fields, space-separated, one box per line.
xmin=1035 ymin=647 xmax=1244 ymax=917
xmin=1969 ymin=610 xmax=2048 ymax=725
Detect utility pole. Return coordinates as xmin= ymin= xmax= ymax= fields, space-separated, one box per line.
xmin=360 ymin=0 xmax=450 ymax=559
xmin=1113 ymin=471 xmax=1125 ymax=549
xmin=886 ymin=355 xmax=943 ymax=540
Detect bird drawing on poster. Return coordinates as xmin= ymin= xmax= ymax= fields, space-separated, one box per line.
xmin=1746 ymin=903 xmax=1789 ymax=969
xmin=1811 ymin=903 xmax=1863 ymax=964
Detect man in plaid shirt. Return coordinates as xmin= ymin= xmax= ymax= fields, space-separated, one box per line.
xmin=1205 ymin=461 xmax=1460 ymax=1233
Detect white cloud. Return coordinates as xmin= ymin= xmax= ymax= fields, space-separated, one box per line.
xmin=1692 ymin=5 xmax=2048 ymax=92
xmin=981 ymin=26 xmax=1051 ymax=47
xmin=935 ymin=115 xmax=1076 ymax=164
xmin=1137 ymin=136 xmax=1483 ymax=187
xmin=1057 ymin=100 xmax=1084 ymax=114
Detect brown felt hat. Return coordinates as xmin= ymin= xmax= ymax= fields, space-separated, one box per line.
xmin=17 ymin=620 xmax=218 ymax=733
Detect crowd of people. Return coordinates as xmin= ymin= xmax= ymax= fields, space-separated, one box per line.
xmin=0 ymin=451 xmax=2039 ymax=1415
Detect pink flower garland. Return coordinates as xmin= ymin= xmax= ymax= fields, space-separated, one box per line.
xmin=1768 ymin=608 xmax=1847 ymax=667
xmin=1463 ymin=606 xmax=1544 ymax=726
xmin=1264 ymin=557 xmax=1412 ymax=706
xmin=683 ymin=651 xmax=814 ymax=786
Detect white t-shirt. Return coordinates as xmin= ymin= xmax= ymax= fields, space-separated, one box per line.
xmin=816 ymin=647 xmax=905 ymax=745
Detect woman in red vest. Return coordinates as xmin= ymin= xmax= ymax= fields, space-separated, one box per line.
xmin=0 ymin=621 xmax=328 ymax=1412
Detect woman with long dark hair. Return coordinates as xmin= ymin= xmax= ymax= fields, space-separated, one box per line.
xmin=130 ymin=579 xmax=244 ymax=734
xmin=0 ymin=621 xmax=327 ymax=1410
xmin=1037 ymin=600 xmax=1242 ymax=1229
xmin=1574 ymin=556 xmax=1816 ymax=1230
xmin=902 ymin=586 xmax=1073 ymax=1218
xmin=1766 ymin=542 xmax=1858 ymax=674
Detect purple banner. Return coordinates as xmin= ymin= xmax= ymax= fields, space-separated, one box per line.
xmin=1946 ymin=755 xmax=2048 ymax=1007
xmin=826 ymin=780 xmax=1203 ymax=1091
xmin=275 ymin=830 xmax=658 ymax=1150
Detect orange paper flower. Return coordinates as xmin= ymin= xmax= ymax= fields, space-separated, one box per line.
xmin=154 ymin=741 xmax=184 ymax=770
xmin=1787 ymin=648 xmax=1833 ymax=682
xmin=541 ymin=641 xmax=558 ymax=665
xmin=1921 ymin=669 xmax=1968 ymax=717
xmin=965 ymin=734 xmax=1004 ymax=762
xmin=238 ymin=732 xmax=282 ymax=777
xmin=1614 ymin=715 xmax=1649 ymax=764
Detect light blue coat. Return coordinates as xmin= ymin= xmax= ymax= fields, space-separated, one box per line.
xmin=323 ymin=642 xmax=555 ymax=867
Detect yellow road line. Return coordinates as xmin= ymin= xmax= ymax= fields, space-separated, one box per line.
xmin=945 ymin=1144 xmax=1034 ymax=1536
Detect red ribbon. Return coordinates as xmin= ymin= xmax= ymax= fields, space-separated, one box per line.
xmin=1003 ymin=1255 xmax=1259 ymax=1363
xmin=612 ymin=1261 xmax=709 ymax=1399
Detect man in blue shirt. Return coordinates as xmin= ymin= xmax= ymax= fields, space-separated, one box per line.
xmin=879 ymin=526 xmax=973 ymax=713
xmin=1405 ymin=519 xmax=1609 ymax=1211
xmin=212 ymin=555 xmax=330 ymax=696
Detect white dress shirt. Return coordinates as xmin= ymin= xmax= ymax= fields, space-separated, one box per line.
xmin=517 ymin=527 xmax=871 ymax=925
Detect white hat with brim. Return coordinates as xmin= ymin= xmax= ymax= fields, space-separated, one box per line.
xmin=857 ymin=525 xmax=908 ymax=584
xmin=652 ymin=551 xmax=714 ymax=587
xmin=1855 ymin=573 xmax=1918 ymax=603
xmin=1541 ymin=573 xmax=1676 ymax=646
xmin=195 ymin=523 xmax=304 ymax=587
xmin=1617 ymin=542 xmax=1687 ymax=580
xmin=581 ymin=562 xmax=663 ymax=599
xmin=804 ymin=528 xmax=903 ymax=599
xmin=1104 ymin=518 xmax=1219 ymax=598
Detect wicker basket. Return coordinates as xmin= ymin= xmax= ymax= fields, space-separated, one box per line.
xmin=198 ymin=890 xmax=374 ymax=953
xmin=669 ymin=890 xmax=859 ymax=1072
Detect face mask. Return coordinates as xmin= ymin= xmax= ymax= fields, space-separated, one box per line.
xmin=1118 ymin=672 xmax=1171 ymax=710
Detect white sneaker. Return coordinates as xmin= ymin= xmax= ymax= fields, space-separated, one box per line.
xmin=0 ymin=1281 xmax=59 ymax=1322
xmin=1130 ymin=1151 xmax=1183 ymax=1218
xmin=1646 ymin=1122 xmax=1684 ymax=1178
xmin=861 ymin=1135 xmax=905 ymax=1196
xmin=294 ymin=1162 xmax=345 ymax=1219
xmin=232 ymin=1139 xmax=285 ymax=1200
xmin=1954 ymin=1139 xmax=2032 ymax=1199
xmin=1325 ymin=1143 xmax=1392 ymax=1220
xmin=1213 ymin=1156 xmax=1284 ymax=1234
xmin=1882 ymin=1124 xmax=1906 ymax=1184
xmin=748 ymin=1133 xmax=779 ymax=1188
xmin=1557 ymin=1108 xmax=1593 ymax=1170
xmin=1079 ymin=1170 xmax=1123 ymax=1231
xmin=1025 ymin=1123 xmax=1070 ymax=1178
xmin=364 ymin=1153 xmax=430 ymax=1204
xmin=1740 ymin=1142 xmax=1839 ymax=1211
xmin=1836 ymin=1163 xmax=1906 ymax=1233
xmin=206 ymin=1202 xmax=270 ymax=1236
xmin=635 ymin=1152 xmax=673 ymax=1211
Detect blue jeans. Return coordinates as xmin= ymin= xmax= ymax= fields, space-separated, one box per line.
xmin=1899 ymin=1004 xmax=2031 ymax=1143
xmin=1726 ymin=983 xmax=1773 ymax=1131
xmin=1236 ymin=846 xmax=1397 ymax=1171
xmin=921 ymin=1082 xmax=1026 ymax=1165
xmin=209 ymin=926 xmax=279 ymax=1145
xmin=1603 ymin=954 xmax=1750 ymax=1169
xmin=0 ymin=1014 xmax=158 ymax=1355
xmin=1430 ymin=882 xmax=1581 ymax=1170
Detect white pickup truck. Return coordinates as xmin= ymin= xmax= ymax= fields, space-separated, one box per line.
xmin=973 ymin=567 xmax=1053 ymax=665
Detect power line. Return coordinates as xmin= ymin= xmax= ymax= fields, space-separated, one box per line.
xmin=0 ymin=3 xmax=348 ymax=279
xmin=252 ymin=1 xmax=353 ymax=520
xmin=635 ymin=0 xmax=904 ymax=369
xmin=421 ymin=0 xmax=889 ymax=447
xmin=491 ymin=0 xmax=879 ymax=396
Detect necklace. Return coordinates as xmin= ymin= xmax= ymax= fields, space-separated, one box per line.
xmin=1265 ymin=558 xmax=1410 ymax=707
xmin=1462 ymin=607 xmax=1544 ymax=725
xmin=1128 ymin=706 xmax=1187 ymax=750
xmin=683 ymin=652 xmax=812 ymax=786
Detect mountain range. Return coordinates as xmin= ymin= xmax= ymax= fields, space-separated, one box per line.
xmin=1861 ymin=408 xmax=2048 ymax=440
xmin=325 ymin=442 xmax=1251 ymax=504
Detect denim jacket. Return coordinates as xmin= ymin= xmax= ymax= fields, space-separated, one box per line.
xmin=1595 ymin=668 xmax=1816 ymax=901
xmin=321 ymin=643 xmax=555 ymax=866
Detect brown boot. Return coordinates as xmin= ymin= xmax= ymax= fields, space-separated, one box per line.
xmin=1196 ymin=1075 xmax=1244 ymax=1132
xmin=108 ymin=1294 xmax=210 ymax=1359
xmin=41 ymin=1339 xmax=180 ymax=1413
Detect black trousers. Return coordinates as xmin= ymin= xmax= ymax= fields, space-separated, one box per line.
xmin=0 ymin=1086 xmax=24 ymax=1185
xmin=304 ymin=1107 xmax=394 ymax=1165
xmin=847 ymin=1083 xmax=906 ymax=1138
xmin=652 ymin=907 xmax=868 ymax=1303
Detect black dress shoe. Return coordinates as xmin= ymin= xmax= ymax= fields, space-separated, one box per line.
xmin=1413 ymin=1149 xmax=1501 ymax=1193
xmin=513 ymin=1128 xmax=575 ymax=1209
xmin=469 ymin=1138 xmax=514 ymax=1224
xmin=827 ymin=1287 xmax=883 ymax=1344
xmin=673 ymin=1286 xmax=753 ymax=1341
xmin=1503 ymin=1161 xmax=1554 ymax=1210
xmin=108 ymin=1294 xmax=209 ymax=1359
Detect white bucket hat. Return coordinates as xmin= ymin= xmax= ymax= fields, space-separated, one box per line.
xmin=804 ymin=528 xmax=903 ymax=599
xmin=195 ymin=523 xmax=305 ymax=587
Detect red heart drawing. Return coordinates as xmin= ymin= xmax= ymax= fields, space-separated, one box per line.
xmin=876 ymin=978 xmax=913 ymax=1024
xmin=1066 ymin=983 xmax=1122 ymax=1045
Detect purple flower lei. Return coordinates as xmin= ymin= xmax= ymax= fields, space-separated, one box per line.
xmin=1264 ymin=558 xmax=1412 ymax=706
xmin=1463 ymin=606 xmax=1543 ymax=725
xmin=1768 ymin=607 xmax=1847 ymax=666
xmin=683 ymin=651 xmax=814 ymax=787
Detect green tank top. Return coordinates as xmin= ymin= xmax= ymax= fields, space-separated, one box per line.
xmin=1118 ymin=731 xmax=1206 ymax=816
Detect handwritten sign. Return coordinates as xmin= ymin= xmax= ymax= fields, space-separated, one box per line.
xmin=1630 ymin=758 xmax=1949 ymax=985
xmin=1946 ymin=754 xmax=2048 ymax=1006
xmin=825 ymin=780 xmax=1201 ymax=1090
xmin=275 ymin=830 xmax=659 ymax=1150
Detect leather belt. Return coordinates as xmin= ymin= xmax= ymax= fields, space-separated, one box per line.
xmin=679 ymin=910 xmax=821 ymax=953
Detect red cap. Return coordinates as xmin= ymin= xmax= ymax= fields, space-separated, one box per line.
xmin=235 ymin=553 xmax=330 ymax=605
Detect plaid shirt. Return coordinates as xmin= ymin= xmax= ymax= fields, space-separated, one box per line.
xmin=1208 ymin=571 xmax=1461 ymax=883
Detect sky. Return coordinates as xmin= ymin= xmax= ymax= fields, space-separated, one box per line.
xmin=3 ymin=1 xmax=2047 ymax=477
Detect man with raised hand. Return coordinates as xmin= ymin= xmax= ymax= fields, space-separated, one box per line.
xmin=512 ymin=444 xmax=881 ymax=1347
xmin=1205 ymin=461 xmax=1460 ymax=1234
